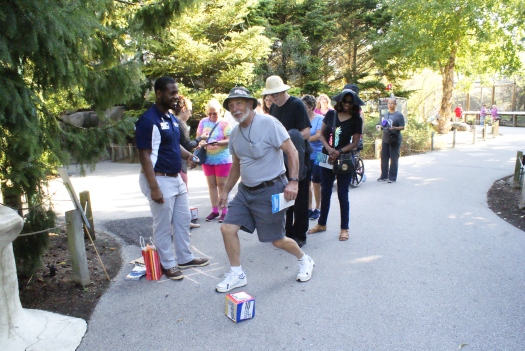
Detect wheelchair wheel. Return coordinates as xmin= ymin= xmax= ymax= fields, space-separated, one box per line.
xmin=350 ymin=157 xmax=364 ymax=188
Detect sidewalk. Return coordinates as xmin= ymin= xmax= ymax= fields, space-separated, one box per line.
xmin=51 ymin=127 xmax=525 ymax=351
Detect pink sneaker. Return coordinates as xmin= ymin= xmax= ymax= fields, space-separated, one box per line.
xmin=218 ymin=212 xmax=226 ymax=223
xmin=206 ymin=212 xmax=220 ymax=221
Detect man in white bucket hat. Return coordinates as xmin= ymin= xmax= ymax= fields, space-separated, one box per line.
xmin=263 ymin=75 xmax=311 ymax=248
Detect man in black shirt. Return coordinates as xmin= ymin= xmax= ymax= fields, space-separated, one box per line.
xmin=263 ymin=76 xmax=311 ymax=247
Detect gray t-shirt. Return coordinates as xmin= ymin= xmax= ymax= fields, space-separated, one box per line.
xmin=382 ymin=110 xmax=405 ymax=142
xmin=229 ymin=113 xmax=289 ymax=187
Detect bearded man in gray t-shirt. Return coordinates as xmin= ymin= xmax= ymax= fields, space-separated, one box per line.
xmin=215 ymin=87 xmax=315 ymax=293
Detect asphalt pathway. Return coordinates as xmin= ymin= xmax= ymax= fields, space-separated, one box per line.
xmin=49 ymin=127 xmax=525 ymax=351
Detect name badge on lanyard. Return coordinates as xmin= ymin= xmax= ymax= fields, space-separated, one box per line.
xmin=160 ymin=121 xmax=170 ymax=130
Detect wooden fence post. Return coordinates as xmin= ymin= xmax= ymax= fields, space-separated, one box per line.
xmin=452 ymin=129 xmax=456 ymax=148
xmin=79 ymin=191 xmax=95 ymax=240
xmin=511 ymin=151 xmax=523 ymax=188
xmin=66 ymin=210 xmax=90 ymax=287
xmin=374 ymin=139 xmax=381 ymax=159
xmin=118 ymin=145 xmax=123 ymax=160
xmin=472 ymin=125 xmax=476 ymax=144
xmin=128 ymin=143 xmax=133 ymax=163
xmin=518 ymin=184 xmax=525 ymax=210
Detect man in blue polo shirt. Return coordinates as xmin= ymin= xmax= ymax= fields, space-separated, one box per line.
xmin=135 ymin=76 xmax=209 ymax=280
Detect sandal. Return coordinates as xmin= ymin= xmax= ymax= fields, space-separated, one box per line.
xmin=307 ymin=225 xmax=327 ymax=234
xmin=339 ymin=230 xmax=349 ymax=241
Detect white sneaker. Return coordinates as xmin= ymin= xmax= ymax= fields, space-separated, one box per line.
xmin=296 ymin=255 xmax=314 ymax=282
xmin=216 ymin=271 xmax=247 ymax=293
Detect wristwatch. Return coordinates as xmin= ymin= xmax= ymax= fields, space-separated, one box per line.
xmin=288 ymin=177 xmax=299 ymax=182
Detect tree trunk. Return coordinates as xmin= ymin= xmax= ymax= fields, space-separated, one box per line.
xmin=438 ymin=48 xmax=457 ymax=134
xmin=0 ymin=184 xmax=23 ymax=217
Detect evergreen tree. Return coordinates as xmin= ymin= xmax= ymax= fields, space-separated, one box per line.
xmin=332 ymin=0 xmax=391 ymax=96
xmin=0 ymin=0 xmax=195 ymax=274
xmin=142 ymin=0 xmax=272 ymax=114
xmin=254 ymin=0 xmax=390 ymax=96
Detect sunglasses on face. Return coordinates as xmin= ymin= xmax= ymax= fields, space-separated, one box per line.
xmin=269 ymin=92 xmax=279 ymax=98
xmin=342 ymin=99 xmax=353 ymax=104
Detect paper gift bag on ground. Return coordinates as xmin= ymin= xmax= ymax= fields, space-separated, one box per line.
xmin=140 ymin=236 xmax=162 ymax=280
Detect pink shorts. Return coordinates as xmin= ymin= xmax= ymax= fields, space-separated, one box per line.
xmin=202 ymin=163 xmax=232 ymax=177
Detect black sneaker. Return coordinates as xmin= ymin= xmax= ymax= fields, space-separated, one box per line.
xmin=163 ymin=267 xmax=184 ymax=280
xmin=388 ymin=179 xmax=396 ymax=183
xmin=177 ymin=257 xmax=210 ymax=269
xmin=377 ymin=178 xmax=388 ymax=182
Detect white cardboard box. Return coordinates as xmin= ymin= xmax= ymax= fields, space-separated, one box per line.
xmin=225 ymin=291 xmax=255 ymax=323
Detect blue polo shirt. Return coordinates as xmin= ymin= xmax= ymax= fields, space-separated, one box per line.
xmin=135 ymin=104 xmax=182 ymax=174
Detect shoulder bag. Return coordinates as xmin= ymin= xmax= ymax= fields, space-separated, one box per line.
xmin=193 ymin=122 xmax=219 ymax=165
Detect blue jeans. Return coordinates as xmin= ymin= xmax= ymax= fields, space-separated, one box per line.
xmin=381 ymin=141 xmax=401 ymax=181
xmin=318 ymin=167 xmax=351 ymax=229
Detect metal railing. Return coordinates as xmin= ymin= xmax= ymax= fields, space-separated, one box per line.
xmin=462 ymin=111 xmax=525 ymax=127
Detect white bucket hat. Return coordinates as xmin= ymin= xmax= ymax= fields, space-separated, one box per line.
xmin=262 ymin=76 xmax=291 ymax=95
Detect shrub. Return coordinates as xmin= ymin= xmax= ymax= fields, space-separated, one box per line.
xmin=361 ymin=113 xmax=432 ymax=159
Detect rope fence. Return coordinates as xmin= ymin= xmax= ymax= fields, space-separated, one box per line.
xmin=17 ymin=224 xmax=66 ymax=237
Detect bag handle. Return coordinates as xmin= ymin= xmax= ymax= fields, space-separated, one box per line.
xmin=140 ymin=236 xmax=146 ymax=250
xmin=148 ymin=237 xmax=157 ymax=250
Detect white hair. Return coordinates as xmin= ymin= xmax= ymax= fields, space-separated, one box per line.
xmin=206 ymin=98 xmax=223 ymax=116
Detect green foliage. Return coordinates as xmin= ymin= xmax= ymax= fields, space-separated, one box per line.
xmin=400 ymin=118 xmax=433 ymax=155
xmin=261 ymin=0 xmax=336 ymax=88
xmin=360 ymin=113 xmax=432 ymax=159
xmin=253 ymin=0 xmax=391 ymax=97
xmin=132 ymin=0 xmax=196 ymax=35
xmin=143 ymin=0 xmax=272 ymax=93
xmin=375 ymin=0 xmax=524 ymax=131
xmin=13 ymin=200 xmax=56 ymax=276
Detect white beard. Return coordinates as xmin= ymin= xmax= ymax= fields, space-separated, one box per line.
xmin=233 ymin=108 xmax=250 ymax=123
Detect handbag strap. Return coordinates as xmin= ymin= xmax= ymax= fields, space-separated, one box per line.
xmin=331 ymin=112 xmax=337 ymax=148
xmin=207 ymin=121 xmax=220 ymax=143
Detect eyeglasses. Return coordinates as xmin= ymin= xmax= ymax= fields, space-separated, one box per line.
xmin=269 ymin=92 xmax=279 ymax=98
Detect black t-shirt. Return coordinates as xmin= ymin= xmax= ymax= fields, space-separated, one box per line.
xmin=269 ymin=96 xmax=311 ymax=132
xmin=322 ymin=110 xmax=363 ymax=153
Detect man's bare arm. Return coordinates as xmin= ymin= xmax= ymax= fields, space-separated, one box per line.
xmin=280 ymin=139 xmax=299 ymax=201
xmin=218 ymin=153 xmax=241 ymax=209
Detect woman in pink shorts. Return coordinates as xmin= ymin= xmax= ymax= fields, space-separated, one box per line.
xmin=196 ymin=99 xmax=232 ymax=222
